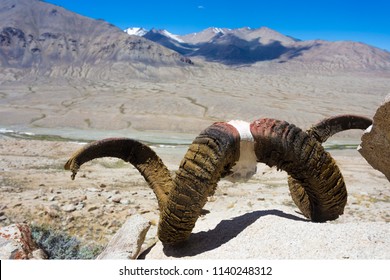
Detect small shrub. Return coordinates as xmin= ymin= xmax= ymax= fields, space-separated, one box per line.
xmin=31 ymin=225 xmax=103 ymax=259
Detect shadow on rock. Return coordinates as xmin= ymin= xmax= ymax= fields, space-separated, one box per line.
xmin=160 ymin=209 xmax=307 ymax=257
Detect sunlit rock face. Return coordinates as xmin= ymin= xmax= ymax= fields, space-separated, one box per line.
xmin=358 ymin=95 xmax=390 ymax=181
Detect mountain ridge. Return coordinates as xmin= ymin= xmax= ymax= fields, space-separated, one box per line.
xmin=0 ymin=0 xmax=193 ymax=81
xmin=0 ymin=0 xmax=388 ymax=82
xmin=129 ymin=26 xmax=390 ymax=69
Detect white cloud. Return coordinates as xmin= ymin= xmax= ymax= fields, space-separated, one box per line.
xmin=198 ymin=5 xmax=205 ymax=9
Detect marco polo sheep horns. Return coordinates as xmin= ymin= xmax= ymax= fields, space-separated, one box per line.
xmin=65 ymin=115 xmax=372 ymax=245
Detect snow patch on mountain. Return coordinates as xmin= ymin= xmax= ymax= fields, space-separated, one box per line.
xmin=161 ymin=30 xmax=184 ymax=43
xmin=212 ymin=27 xmax=226 ymax=34
xmin=124 ymin=27 xmax=148 ymax=36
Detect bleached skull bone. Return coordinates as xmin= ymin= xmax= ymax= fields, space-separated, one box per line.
xmin=225 ymin=120 xmax=257 ymax=182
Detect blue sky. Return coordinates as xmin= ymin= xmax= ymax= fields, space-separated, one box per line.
xmin=45 ymin=0 xmax=390 ymax=51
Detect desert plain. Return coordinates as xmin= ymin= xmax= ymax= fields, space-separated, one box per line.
xmin=0 ymin=62 xmax=389 ymax=258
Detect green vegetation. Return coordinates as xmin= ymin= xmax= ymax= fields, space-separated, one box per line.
xmin=31 ymin=225 xmax=103 ymax=259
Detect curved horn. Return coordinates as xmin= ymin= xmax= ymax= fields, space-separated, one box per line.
xmin=250 ymin=118 xmax=347 ymax=222
xmin=64 ymin=138 xmax=173 ymax=209
xmin=307 ymin=114 xmax=372 ymax=143
xmin=287 ymin=114 xmax=372 ymax=220
xmin=65 ymin=125 xmax=240 ymax=245
xmin=65 ymin=116 xmax=374 ymax=244
xmin=158 ymin=122 xmax=240 ymax=244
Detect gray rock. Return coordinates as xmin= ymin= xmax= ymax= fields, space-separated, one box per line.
xmin=111 ymin=195 xmax=122 ymax=203
xmin=120 ymin=199 xmax=131 ymax=205
xmin=0 ymin=212 xmax=7 ymax=221
xmin=87 ymin=188 xmax=102 ymax=193
xmin=88 ymin=205 xmax=99 ymax=212
xmin=62 ymin=204 xmax=77 ymax=212
xmin=48 ymin=195 xmax=58 ymax=201
xmin=97 ymin=215 xmax=151 ymax=259
xmin=75 ymin=202 xmax=85 ymax=211
xmin=31 ymin=249 xmax=48 ymax=259
xmin=358 ymin=94 xmax=390 ymax=181
xmin=45 ymin=205 xmax=60 ymax=218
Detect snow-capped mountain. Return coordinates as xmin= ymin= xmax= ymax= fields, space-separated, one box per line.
xmin=124 ymin=27 xmax=148 ymax=36
xmin=180 ymin=27 xmax=230 ymax=44
xmin=124 ymin=25 xmax=390 ymax=69
xmin=124 ymin=28 xmax=183 ymax=42
xmin=124 ymin=26 xmax=303 ymax=63
xmin=142 ymin=29 xmax=194 ymax=55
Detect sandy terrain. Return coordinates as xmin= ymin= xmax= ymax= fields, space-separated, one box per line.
xmin=1 ymin=64 xmax=389 ymax=135
xmin=0 ymin=65 xmax=389 ymax=257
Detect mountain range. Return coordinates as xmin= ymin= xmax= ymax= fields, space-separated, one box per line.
xmin=0 ymin=0 xmax=389 ymax=82
xmin=127 ymin=27 xmax=390 ymax=69
xmin=0 ymin=0 xmax=192 ymax=81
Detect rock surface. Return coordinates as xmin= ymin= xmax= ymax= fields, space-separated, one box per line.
xmin=0 ymin=223 xmax=47 ymax=259
xmin=359 ymin=95 xmax=390 ymax=181
xmin=141 ymin=208 xmax=390 ymax=259
xmin=97 ymin=215 xmax=151 ymax=259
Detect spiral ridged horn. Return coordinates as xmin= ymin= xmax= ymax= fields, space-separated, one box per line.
xmin=250 ymin=118 xmax=347 ymax=221
xmin=64 ymin=138 xmax=173 ymax=210
xmin=158 ymin=122 xmax=240 ymax=243
xmin=307 ymin=114 xmax=373 ymax=143
xmin=65 ymin=115 xmax=372 ymax=244
xmin=265 ymin=115 xmax=372 ymax=221
xmin=65 ymin=123 xmax=240 ymax=244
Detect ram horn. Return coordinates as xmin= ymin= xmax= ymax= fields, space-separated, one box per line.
xmin=250 ymin=118 xmax=347 ymax=222
xmin=65 ymin=123 xmax=241 ymax=245
xmin=158 ymin=122 xmax=240 ymax=244
xmin=287 ymin=115 xmax=373 ymax=221
xmin=306 ymin=114 xmax=373 ymax=143
xmin=65 ymin=115 xmax=375 ymax=244
xmin=64 ymin=138 xmax=173 ymax=210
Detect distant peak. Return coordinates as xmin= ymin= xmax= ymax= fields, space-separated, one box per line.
xmin=124 ymin=27 xmax=148 ymax=36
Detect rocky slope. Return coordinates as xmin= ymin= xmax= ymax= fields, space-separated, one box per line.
xmin=136 ymin=27 xmax=390 ymax=69
xmin=0 ymin=0 xmax=192 ymax=81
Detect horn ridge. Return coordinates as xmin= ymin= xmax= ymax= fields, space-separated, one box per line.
xmin=157 ymin=122 xmax=240 ymax=244
xmin=64 ymin=137 xmax=173 ymax=209
xmin=250 ymin=118 xmax=347 ymax=222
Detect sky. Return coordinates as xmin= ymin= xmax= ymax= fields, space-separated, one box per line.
xmin=45 ymin=0 xmax=390 ymax=51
